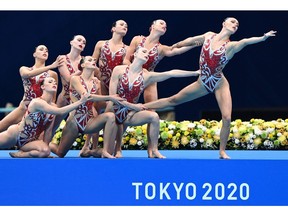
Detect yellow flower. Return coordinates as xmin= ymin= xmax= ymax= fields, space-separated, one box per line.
xmin=51 ymin=137 xmax=59 ymax=144
xmin=98 ymin=137 xmax=103 ymax=142
xmin=181 ymin=136 xmax=189 ymax=145
xmin=55 ymin=133 xmax=61 ymax=139
xmin=268 ymin=132 xmax=276 ymax=139
xmin=238 ymin=125 xmax=247 ymax=135
xmin=281 ymin=140 xmax=288 ymax=146
xmin=213 ymin=135 xmax=220 ymax=142
xmin=179 ymin=123 xmax=188 ymax=131
xmin=233 ymin=132 xmax=241 ymax=139
xmin=129 ymin=138 xmax=137 ymax=145
xmin=171 ymin=137 xmax=180 ymax=149
xmin=278 ymin=135 xmax=286 ymax=144
xmin=83 ymin=134 xmax=87 ymax=140
xmin=200 ymin=119 xmax=207 ymax=124
xmin=244 ymin=135 xmax=250 ymax=142
xmin=254 ymin=137 xmax=262 ymax=146
xmin=59 ymin=120 xmax=66 ymax=129
xmin=141 ymin=124 xmax=147 ymax=130
xmin=276 ymin=123 xmax=283 ymax=129
xmin=235 ymin=119 xmax=242 ymax=126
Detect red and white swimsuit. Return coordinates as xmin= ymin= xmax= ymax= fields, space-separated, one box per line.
xmin=17 ymin=109 xmax=54 ymax=147
xmin=137 ymin=37 xmax=163 ymax=71
xmin=70 ymin=76 xmax=98 ymax=133
xmin=22 ymin=68 xmax=50 ymax=108
xmin=113 ymin=66 xmax=145 ymax=124
xmin=62 ymin=55 xmax=80 ymax=104
xmin=99 ymin=40 xmax=126 ymax=90
xmin=199 ymin=34 xmax=230 ymax=93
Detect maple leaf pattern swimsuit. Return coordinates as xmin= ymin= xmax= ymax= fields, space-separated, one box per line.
xmin=17 ymin=109 xmax=54 ymax=147
xmin=137 ymin=37 xmax=163 ymax=71
xmin=199 ymin=34 xmax=230 ymax=93
xmin=22 ymin=68 xmax=50 ymax=108
xmin=99 ymin=40 xmax=126 ymax=90
xmin=113 ymin=66 xmax=145 ymax=124
xmin=70 ymin=76 xmax=98 ymax=133
xmin=62 ymin=55 xmax=80 ymax=104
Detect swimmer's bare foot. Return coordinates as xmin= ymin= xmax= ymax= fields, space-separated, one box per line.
xmin=79 ymin=146 xmax=92 ymax=157
xmin=115 ymin=150 xmax=123 ymax=158
xmin=9 ymin=151 xmax=25 ymax=158
xmin=90 ymin=148 xmax=103 ymax=158
xmin=10 ymin=151 xmax=54 ymax=158
xmin=219 ymin=151 xmax=231 ymax=159
xmin=148 ymin=150 xmax=166 ymax=159
xmin=9 ymin=152 xmax=18 ymax=158
xmin=101 ymin=150 xmax=116 ymax=159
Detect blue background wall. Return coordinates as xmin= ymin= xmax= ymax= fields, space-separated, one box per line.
xmin=0 ymin=11 xmax=287 ymax=121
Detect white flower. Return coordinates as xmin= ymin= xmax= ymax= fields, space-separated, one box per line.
xmin=246 ymin=123 xmax=252 ymax=128
xmin=168 ymin=124 xmax=176 ymax=130
xmin=235 ymin=139 xmax=240 ymax=144
xmin=188 ymin=123 xmax=196 ymax=128
xmin=198 ymin=125 xmax=207 ymax=131
xmin=264 ymin=140 xmax=274 ymax=149
xmin=72 ymin=141 xmax=78 ymax=146
xmin=99 ymin=130 xmax=103 ymax=135
xmin=254 ymin=127 xmax=262 ymax=136
xmin=277 ymin=132 xmax=282 ymax=137
xmin=215 ymin=129 xmax=221 ymax=136
xmin=137 ymin=141 xmax=142 ymax=146
xmin=232 ymin=127 xmax=238 ymax=133
xmin=126 ymin=127 xmax=135 ymax=133
xmin=168 ymin=130 xmax=174 ymax=135
xmin=189 ymin=139 xmax=197 ymax=148
xmin=266 ymin=128 xmax=274 ymax=133
xmin=199 ymin=138 xmax=204 ymax=143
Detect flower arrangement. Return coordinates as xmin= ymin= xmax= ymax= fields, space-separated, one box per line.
xmin=51 ymin=118 xmax=288 ymax=150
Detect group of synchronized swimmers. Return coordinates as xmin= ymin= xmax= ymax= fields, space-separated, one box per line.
xmin=0 ymin=18 xmax=276 ymax=159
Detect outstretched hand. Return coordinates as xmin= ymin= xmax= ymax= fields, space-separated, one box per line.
xmin=264 ymin=30 xmax=277 ymax=40
xmin=194 ymin=70 xmax=201 ymax=76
